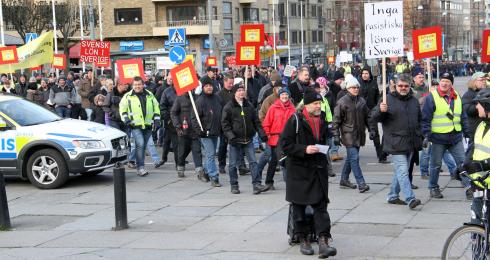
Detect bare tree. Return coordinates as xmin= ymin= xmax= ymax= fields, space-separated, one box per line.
xmin=3 ymin=0 xmax=51 ymax=44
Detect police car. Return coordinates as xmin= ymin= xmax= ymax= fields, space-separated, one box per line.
xmin=0 ymin=93 xmax=128 ymax=189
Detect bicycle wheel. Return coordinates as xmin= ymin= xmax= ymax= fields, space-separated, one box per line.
xmin=442 ymin=225 xmax=488 ymax=260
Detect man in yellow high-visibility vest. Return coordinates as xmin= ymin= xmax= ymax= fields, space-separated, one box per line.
xmin=421 ymin=72 xmax=471 ymax=199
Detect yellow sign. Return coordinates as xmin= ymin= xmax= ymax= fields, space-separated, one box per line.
xmin=1 ymin=50 xmax=14 ymax=61
xmin=53 ymin=56 xmax=63 ymax=67
xmin=245 ymin=29 xmax=261 ymax=42
xmin=175 ymin=67 xmax=193 ymax=88
xmin=418 ymin=33 xmax=437 ymax=53
xmin=183 ymin=55 xmax=194 ymax=65
xmin=0 ymin=31 xmax=53 ymax=73
xmin=241 ymin=46 xmax=256 ymax=60
xmin=122 ymin=64 xmax=140 ymax=77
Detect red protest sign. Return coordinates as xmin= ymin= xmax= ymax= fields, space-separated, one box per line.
xmin=412 ymin=26 xmax=443 ymax=60
xmin=240 ymin=24 xmax=265 ymax=45
xmin=116 ymin=58 xmax=145 ymax=84
xmin=235 ymin=42 xmax=260 ymax=66
xmin=225 ymin=56 xmax=236 ymax=66
xmin=80 ymin=40 xmax=111 ymax=64
xmin=95 ymin=59 xmax=110 ymax=68
xmin=481 ymin=30 xmax=490 ymax=63
xmin=205 ymin=56 xmax=217 ymax=67
xmin=170 ymin=60 xmax=199 ymax=96
xmin=0 ymin=46 xmax=18 ymax=65
xmin=327 ymin=56 xmax=335 ymax=64
xmin=52 ymin=54 xmax=66 ymax=69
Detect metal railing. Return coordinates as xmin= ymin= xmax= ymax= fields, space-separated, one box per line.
xmin=150 ymin=20 xmax=211 ymax=27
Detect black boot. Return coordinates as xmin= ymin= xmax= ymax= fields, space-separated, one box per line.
xmin=318 ymin=236 xmax=337 ymax=258
xmin=299 ymin=236 xmax=314 ymax=255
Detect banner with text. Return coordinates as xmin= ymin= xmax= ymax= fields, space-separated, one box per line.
xmin=364 ymin=1 xmax=404 ymax=59
xmin=80 ymin=40 xmax=110 ymax=64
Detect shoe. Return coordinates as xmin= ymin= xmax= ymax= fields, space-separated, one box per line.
xmin=154 ymin=160 xmax=165 ymax=168
xmin=466 ymin=188 xmax=473 ymax=200
xmin=231 ymin=185 xmax=240 ymax=194
xmin=339 ymin=180 xmax=357 ymax=189
xmin=137 ymin=168 xmax=149 ymax=177
xmin=265 ymin=183 xmax=275 ymax=190
xmin=430 ymin=188 xmax=444 ymax=199
xmin=177 ymin=166 xmax=185 ymax=178
xmin=219 ymin=166 xmax=226 ymax=174
xmin=253 ymin=183 xmax=271 ymax=194
xmin=127 ymin=161 xmax=137 ymax=169
xmin=378 ymin=158 xmax=390 ymax=164
xmin=299 ymin=236 xmax=314 ymax=255
xmin=359 ymin=184 xmax=370 ymax=193
xmin=409 ymin=199 xmax=422 ymax=209
xmin=411 ymin=184 xmax=418 ymax=189
xmin=328 ymin=171 xmax=336 ymax=177
xmin=211 ymin=180 xmax=222 ymax=187
xmin=421 ymin=175 xmax=429 ymax=180
xmin=388 ymin=198 xmax=407 ymax=205
xmin=239 ymin=167 xmax=251 ymax=175
xmin=196 ymin=167 xmax=210 ymax=183
xmin=318 ymin=236 xmax=337 ymax=258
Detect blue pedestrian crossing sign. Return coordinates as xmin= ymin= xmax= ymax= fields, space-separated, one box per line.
xmin=169 ymin=46 xmax=186 ymax=64
xmin=168 ymin=28 xmax=186 ymax=46
xmin=25 ymin=33 xmax=38 ymax=43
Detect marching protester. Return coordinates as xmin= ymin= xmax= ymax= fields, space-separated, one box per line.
xmin=119 ymin=76 xmax=161 ymax=177
xmin=280 ymin=90 xmax=336 ymax=258
xmin=333 ymin=75 xmax=370 ymax=193
xmin=289 ymin=66 xmax=311 ymax=105
xmin=462 ymin=72 xmax=487 ymax=157
xmin=369 ymin=74 xmax=422 ymax=209
xmin=160 ymin=75 xmax=179 ymax=168
xmin=421 ymin=72 xmax=471 ymax=199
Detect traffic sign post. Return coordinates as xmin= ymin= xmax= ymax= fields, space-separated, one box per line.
xmin=168 ymin=28 xmax=186 ymax=46
xmin=25 ymin=33 xmax=38 ymax=43
xmin=169 ymin=46 xmax=186 ymax=64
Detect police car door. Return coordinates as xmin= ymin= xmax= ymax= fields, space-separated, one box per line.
xmin=0 ymin=116 xmax=17 ymax=173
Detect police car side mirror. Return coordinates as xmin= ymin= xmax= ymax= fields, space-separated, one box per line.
xmin=0 ymin=118 xmax=8 ymax=130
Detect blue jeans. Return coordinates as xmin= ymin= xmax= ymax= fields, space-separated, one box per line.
xmin=55 ymin=106 xmax=71 ymax=118
xmin=253 ymin=134 xmax=260 ymax=149
xmin=201 ymin=137 xmax=219 ymax=181
xmin=129 ymin=135 xmax=160 ymax=164
xmin=388 ymin=154 xmax=416 ymax=204
xmin=341 ymin=147 xmax=366 ymax=186
xmin=420 ymin=145 xmax=457 ymax=176
xmin=429 ymin=141 xmax=469 ymax=189
xmin=257 ymin=144 xmax=271 ymax=174
xmin=328 ymin=137 xmax=340 ymax=156
xmin=85 ymin=108 xmax=93 ymax=121
xmin=130 ymin=128 xmax=153 ymax=169
xmin=229 ymin=142 xmax=261 ymax=186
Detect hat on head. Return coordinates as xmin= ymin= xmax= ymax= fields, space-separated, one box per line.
xmin=233 ymin=77 xmax=244 ymax=86
xmin=333 ymin=71 xmax=344 ymax=81
xmin=345 ymin=74 xmax=360 ymax=89
xmin=200 ymin=77 xmax=213 ymax=87
xmin=278 ymin=87 xmax=291 ymax=96
xmin=472 ymin=72 xmax=486 ymax=80
xmin=206 ymin=66 xmax=215 ymax=72
xmin=412 ymin=68 xmax=424 ymax=77
xmin=440 ymin=72 xmax=454 ymax=84
xmin=316 ymin=77 xmax=327 ymax=86
xmin=303 ymin=90 xmax=323 ymax=105
xmin=231 ymin=83 xmax=244 ymax=94
xmin=270 ymin=72 xmax=282 ymax=83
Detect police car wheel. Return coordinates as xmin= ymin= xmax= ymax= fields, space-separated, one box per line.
xmin=26 ymin=149 xmax=69 ymax=189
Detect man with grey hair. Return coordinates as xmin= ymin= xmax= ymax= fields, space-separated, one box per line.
xmin=369 ymin=74 xmax=422 ymax=209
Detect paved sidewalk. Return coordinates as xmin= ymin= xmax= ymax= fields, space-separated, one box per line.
xmin=0 ymin=150 xmax=470 ymax=260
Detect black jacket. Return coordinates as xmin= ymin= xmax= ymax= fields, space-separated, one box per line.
xmin=280 ymin=111 xmax=329 ymax=205
xmin=171 ymin=93 xmax=198 ymax=138
xmin=245 ymin=77 xmax=261 ymax=108
xmin=462 ymin=88 xmax=482 ymax=140
xmin=332 ymin=93 xmax=370 ymax=148
xmin=369 ymin=91 xmax=423 ymax=155
xmin=218 ymin=88 xmax=234 ymax=108
xmin=327 ymin=81 xmax=341 ymax=106
xmin=358 ymin=72 xmax=380 ymax=110
xmin=192 ymin=92 xmax=222 ymax=137
xmin=288 ymin=80 xmax=310 ymax=105
xmin=160 ymin=86 xmax=177 ymax=130
xmin=221 ymin=98 xmax=261 ymax=144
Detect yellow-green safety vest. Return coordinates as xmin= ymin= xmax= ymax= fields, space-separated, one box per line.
xmin=430 ymin=90 xmax=462 ymax=133
xmin=473 ymin=121 xmax=490 ymax=161
xmin=343 ymin=65 xmax=352 ymax=76
xmin=119 ymin=89 xmax=160 ymax=129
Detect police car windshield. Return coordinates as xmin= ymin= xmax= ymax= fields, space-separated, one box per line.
xmin=0 ymin=99 xmax=61 ymax=126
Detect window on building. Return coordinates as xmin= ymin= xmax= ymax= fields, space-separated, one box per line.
xmin=326 ymin=32 xmax=332 ymax=45
xmin=261 ymin=9 xmax=269 ymax=23
xmin=302 ymin=30 xmax=306 ymax=43
xmin=223 ymin=2 xmax=232 ymax=15
xmin=213 ymin=6 xmax=218 ymax=18
xmin=279 ymin=3 xmax=285 ymax=17
xmin=224 ymin=33 xmax=234 ymax=46
xmin=311 ymin=5 xmax=317 ymax=17
xmin=312 ymin=31 xmax=318 ymax=43
xmin=279 ymin=31 xmax=286 ymax=41
xmin=224 ymin=18 xmax=232 ymax=30
xmin=291 ymin=3 xmax=297 ymax=16
xmin=292 ymin=31 xmax=298 ymax=44
xmin=326 ymin=8 xmax=332 ymax=20
xmin=235 ymin=7 xmax=240 ymax=23
xmin=243 ymin=8 xmax=259 ymax=22
xmin=317 ymin=6 xmax=322 ymax=18
xmin=167 ymin=6 xmax=205 ymax=21
xmin=114 ymin=8 xmax=142 ymax=25
xmin=318 ymin=30 xmax=323 ymax=42
xmin=301 ymin=3 xmax=306 ymax=17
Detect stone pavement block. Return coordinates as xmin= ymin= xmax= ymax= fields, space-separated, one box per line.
xmin=39 ymin=231 xmax=148 ymax=248
xmin=155 ymin=206 xmax=221 ymax=217
xmin=338 ymin=200 xmax=417 ymax=225
xmin=332 ymin=223 xmax=403 ymax=237
xmin=129 ymin=214 xmax=204 ymax=232
xmin=54 ymin=209 xmax=151 ymax=231
xmin=331 ymin=234 xmax=393 ymax=258
xmin=2 ymin=247 xmax=101 ymax=259
xmin=69 ymin=190 xmax=119 ymax=205
xmin=10 ymin=203 xmax=110 ymax=217
xmin=186 ymin=215 xmax=266 ymax=232
xmin=95 ymin=248 xmax=214 ymax=260
xmin=204 ymin=251 xmax=312 ymax=260
xmin=0 ymin=231 xmax=70 ymax=247
xmin=213 ymin=201 xmax=287 ymax=216
xmin=407 ymin=212 xmax=468 ymax=229
xmin=127 ymin=202 xmax=169 ymax=211
xmin=329 ymin=209 xmax=350 ymax=223
xmin=437 ymin=187 xmax=469 ymax=201
xmin=377 ymin=228 xmax=454 ymax=258
xmin=174 ymin=197 xmax=238 ymax=207
xmin=246 ymin=207 xmax=288 ymax=233
xmin=422 ymin=201 xmax=470 ymax=214
xmin=11 ymin=215 xmax=81 ymax=231
xmin=126 ymin=232 xmax=228 ymax=250
xmin=205 ymin=232 xmax=291 ymax=253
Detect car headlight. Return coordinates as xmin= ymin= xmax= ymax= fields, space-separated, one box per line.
xmin=72 ymin=140 xmax=106 ymax=149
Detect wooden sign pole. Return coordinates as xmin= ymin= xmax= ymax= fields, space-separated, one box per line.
xmin=188 ymin=91 xmax=203 ymax=131
xmin=382 ymin=57 xmax=386 ymax=103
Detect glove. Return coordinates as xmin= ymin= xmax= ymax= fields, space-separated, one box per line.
xmin=199 ymin=130 xmax=208 ymax=138
xmin=333 ymin=136 xmax=341 ymax=146
xmin=422 ymin=137 xmax=429 ymax=149
xmin=153 ymin=120 xmax=161 ymax=131
xmin=369 ymin=132 xmax=377 ymax=140
xmin=176 ymin=128 xmax=184 ymax=137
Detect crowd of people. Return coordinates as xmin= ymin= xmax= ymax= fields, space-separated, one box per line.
xmin=3 ymin=58 xmax=490 ymax=258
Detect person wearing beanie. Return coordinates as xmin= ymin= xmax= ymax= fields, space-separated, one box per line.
xmin=289 ymin=66 xmax=312 ymax=105
xmin=200 ymin=67 xmax=221 ymax=93
xmin=258 ymin=70 xmax=282 ymax=105
xmin=332 ymin=75 xmax=370 ymax=193
xmin=337 ymin=74 xmax=359 ymax=100
xmin=280 ymin=88 xmax=337 ymax=258
xmin=412 ymin=69 xmax=427 ymax=100
xmin=421 ymin=71 xmax=471 ymax=199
